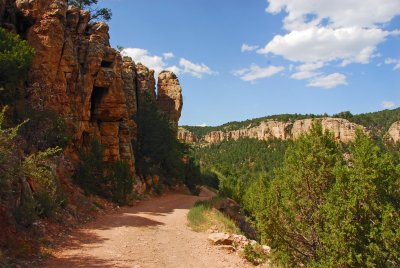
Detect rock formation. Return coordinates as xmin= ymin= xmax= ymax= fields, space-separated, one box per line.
xmin=0 ymin=0 xmax=183 ymax=193
xmin=388 ymin=121 xmax=400 ymax=143
xmin=291 ymin=118 xmax=362 ymax=143
xmin=204 ymin=120 xmax=292 ymax=144
xmin=157 ymin=71 xmax=183 ymax=126
xmin=136 ymin=63 xmax=156 ymax=102
xmin=199 ymin=118 xmax=363 ymax=144
xmin=178 ymin=127 xmax=198 ymax=143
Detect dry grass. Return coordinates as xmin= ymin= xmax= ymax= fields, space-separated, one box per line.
xmin=187 ymin=198 xmax=240 ymax=234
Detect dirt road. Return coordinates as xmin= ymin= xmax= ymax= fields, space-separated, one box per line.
xmin=44 ymin=192 xmax=251 ymax=268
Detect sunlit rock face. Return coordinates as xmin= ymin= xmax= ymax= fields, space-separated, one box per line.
xmin=178 ymin=128 xmax=198 ymax=144
xmin=388 ymin=121 xmax=400 ymax=143
xmin=203 ymin=118 xmax=364 ymax=144
xmin=157 ymin=71 xmax=183 ymax=127
xmin=1 ymin=0 xmax=183 ymax=193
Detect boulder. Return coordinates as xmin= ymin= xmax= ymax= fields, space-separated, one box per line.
xmin=207 ymin=233 xmax=233 ymax=245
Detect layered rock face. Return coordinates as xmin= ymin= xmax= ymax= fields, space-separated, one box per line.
xmin=157 ymin=71 xmax=183 ymax=126
xmin=136 ymin=63 xmax=156 ymax=102
xmin=201 ymin=118 xmax=363 ymax=144
xmin=178 ymin=127 xmax=198 ymax=143
xmin=388 ymin=121 xmax=400 ymax=143
xmin=204 ymin=120 xmax=292 ymax=144
xmin=1 ymin=0 xmax=183 ymax=193
xmin=291 ymin=118 xmax=362 ymax=143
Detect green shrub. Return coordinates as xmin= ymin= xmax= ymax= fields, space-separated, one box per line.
xmin=318 ymin=130 xmax=400 ymax=267
xmin=14 ymin=106 xmax=71 ymax=151
xmin=23 ymin=147 xmax=63 ymax=218
xmin=0 ymin=28 xmax=35 ymax=104
xmin=134 ymin=93 xmax=185 ymax=187
xmin=68 ymin=0 xmax=112 ymax=21
xmin=243 ymin=244 xmax=268 ymax=265
xmin=73 ymin=140 xmax=106 ymax=196
xmin=109 ymin=160 xmax=133 ymax=205
xmin=74 ymin=141 xmax=136 ymax=204
xmin=12 ymin=193 xmax=38 ymax=227
xmin=0 ymin=107 xmax=25 ymax=189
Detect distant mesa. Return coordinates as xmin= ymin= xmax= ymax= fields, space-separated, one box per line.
xmin=179 ymin=116 xmax=400 ymax=145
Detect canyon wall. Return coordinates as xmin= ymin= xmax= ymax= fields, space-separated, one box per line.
xmin=178 ymin=127 xmax=198 ymax=143
xmin=181 ymin=118 xmax=364 ymax=144
xmin=388 ymin=121 xmax=400 ymax=143
xmin=0 ymin=0 xmax=182 ymax=193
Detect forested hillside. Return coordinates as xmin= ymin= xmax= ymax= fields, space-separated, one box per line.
xmin=191 ymin=122 xmax=400 ymax=266
xmin=183 ymin=108 xmax=400 ymax=139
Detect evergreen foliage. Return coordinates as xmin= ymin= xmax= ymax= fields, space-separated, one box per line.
xmin=183 ymin=107 xmax=400 ymax=139
xmin=193 ymin=138 xmax=289 ymax=203
xmin=191 ymin=122 xmax=400 ymax=266
xmin=0 ymin=28 xmax=35 ymax=103
xmin=0 ymin=28 xmax=35 ymax=85
xmin=73 ymin=141 xmax=134 ymax=204
xmin=73 ymin=140 xmax=106 ymax=196
xmin=134 ymin=94 xmax=186 ymax=186
xmin=109 ymin=160 xmax=133 ymax=205
xmin=68 ymin=0 xmax=112 ymax=21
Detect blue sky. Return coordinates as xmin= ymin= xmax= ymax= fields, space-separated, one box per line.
xmin=100 ymin=0 xmax=400 ymax=126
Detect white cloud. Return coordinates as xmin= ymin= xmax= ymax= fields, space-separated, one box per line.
xmin=260 ymin=0 xmax=400 ymax=88
xmin=385 ymin=58 xmax=400 ymax=70
xmin=266 ymin=0 xmax=400 ymax=30
xmin=179 ymin=58 xmax=215 ymax=78
xmin=241 ymin=43 xmax=259 ymax=52
xmin=163 ymin=52 xmax=174 ymax=60
xmin=307 ymin=73 xmax=347 ymax=89
xmin=382 ymin=100 xmax=395 ymax=109
xmin=165 ymin=65 xmax=181 ymax=75
xmin=196 ymin=123 xmax=208 ymax=127
xmin=121 ymin=48 xmax=215 ymax=79
xmin=233 ymin=64 xmax=285 ymax=82
xmin=291 ymin=62 xmax=324 ymax=80
xmin=121 ymin=48 xmax=167 ymax=77
xmin=258 ymin=27 xmax=388 ymax=65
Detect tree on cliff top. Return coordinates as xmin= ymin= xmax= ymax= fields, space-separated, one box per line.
xmin=68 ymin=0 xmax=112 ymax=21
xmin=0 ymin=27 xmax=34 ymax=100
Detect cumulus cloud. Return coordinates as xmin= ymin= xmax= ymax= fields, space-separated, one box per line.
xmin=121 ymin=48 xmax=167 ymax=77
xmin=291 ymin=62 xmax=324 ymax=80
xmin=259 ymin=0 xmax=400 ymax=88
xmin=121 ymin=48 xmax=214 ymax=78
xmin=307 ymin=73 xmax=347 ymax=89
xmin=196 ymin=123 xmax=208 ymax=127
xmin=241 ymin=43 xmax=259 ymax=52
xmin=385 ymin=58 xmax=400 ymax=70
xmin=266 ymin=0 xmax=400 ymax=30
xmin=234 ymin=64 xmax=285 ymax=82
xmin=179 ymin=58 xmax=216 ymax=78
xmin=382 ymin=101 xmax=396 ymax=109
xmin=163 ymin=52 xmax=174 ymax=60
xmin=258 ymin=27 xmax=388 ymax=65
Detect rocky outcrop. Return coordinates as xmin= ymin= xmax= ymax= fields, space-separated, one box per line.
xmin=177 ymin=127 xmax=197 ymax=143
xmin=136 ymin=63 xmax=156 ymax=102
xmin=204 ymin=120 xmax=292 ymax=144
xmin=1 ymin=0 xmax=183 ymax=194
xmin=157 ymin=71 xmax=183 ymax=126
xmin=202 ymin=118 xmax=363 ymax=144
xmin=388 ymin=121 xmax=400 ymax=143
xmin=14 ymin=1 xmax=137 ymax=172
xmin=292 ymin=118 xmax=362 ymax=143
